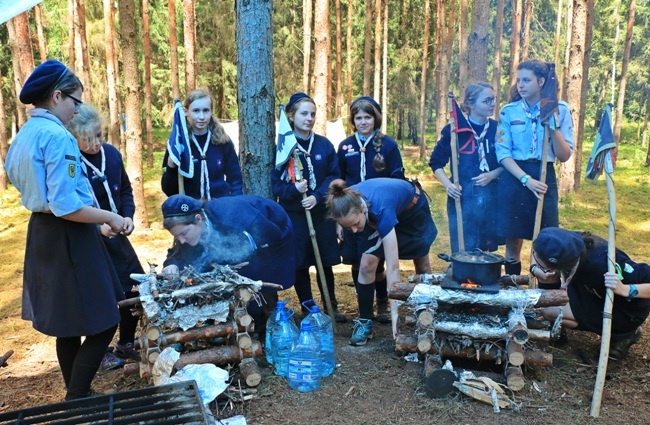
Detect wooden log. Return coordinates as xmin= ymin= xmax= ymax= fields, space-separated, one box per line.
xmin=508 ymin=310 xmax=529 ymax=345
xmin=389 ymin=283 xmax=568 ymax=307
xmin=507 ymin=341 xmax=525 ymax=366
xmin=239 ymin=358 xmax=262 ymax=387
xmin=124 ymin=361 xmax=152 ymax=379
xmin=409 ymin=274 xmax=531 ymax=286
xmin=234 ymin=309 xmax=253 ymax=328
xmin=134 ymin=322 xmax=248 ymax=350
xmin=118 ymin=297 xmax=143 ymax=308
xmin=523 ymin=349 xmax=553 ymax=367
xmin=236 ymin=287 xmax=253 ymax=303
xmin=417 ymin=309 xmax=435 ymax=327
xmin=147 ymin=347 xmax=161 ymax=363
xmin=146 ymin=325 xmax=162 ymax=342
xmin=528 ymin=329 xmax=550 ymax=342
xmin=424 ymin=354 xmax=442 ymax=377
xmin=238 ymin=334 xmax=253 ymax=350
xmin=417 ymin=333 xmax=433 ymax=353
xmin=174 ymin=341 xmax=262 ymax=370
xmin=0 ymin=350 xmax=14 ymax=367
xmin=403 ymin=315 xmax=417 ymax=327
xmin=505 ymin=366 xmax=525 ymax=391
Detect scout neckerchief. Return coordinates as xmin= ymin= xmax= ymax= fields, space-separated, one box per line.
xmin=354 ymin=130 xmax=377 ymax=182
xmin=82 ymin=146 xmax=118 ymax=214
xmin=521 ymin=99 xmax=540 ymax=156
xmin=294 ymin=133 xmax=317 ymax=191
xmin=467 ymin=116 xmax=491 ymax=173
xmin=191 ymin=130 xmax=212 ymax=200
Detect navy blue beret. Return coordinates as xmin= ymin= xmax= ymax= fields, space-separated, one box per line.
xmin=351 ymin=96 xmax=382 ymax=115
xmin=162 ymin=195 xmax=203 ymax=218
xmin=19 ymin=60 xmax=69 ymax=105
xmin=285 ymin=92 xmax=313 ymax=113
xmin=533 ymin=227 xmax=585 ymax=270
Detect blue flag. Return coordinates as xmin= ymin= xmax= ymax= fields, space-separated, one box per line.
xmin=586 ymin=104 xmax=617 ymax=181
xmin=275 ymin=107 xmax=298 ymax=171
xmin=167 ymin=99 xmax=194 ymax=178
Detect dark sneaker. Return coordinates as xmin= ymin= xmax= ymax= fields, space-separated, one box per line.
xmin=375 ymin=298 xmax=391 ymax=324
xmin=115 ymin=341 xmax=142 ymax=362
xmin=100 ymin=352 xmax=125 ymax=370
xmin=609 ymin=327 xmax=643 ymax=361
xmin=349 ymin=318 xmax=373 ymax=346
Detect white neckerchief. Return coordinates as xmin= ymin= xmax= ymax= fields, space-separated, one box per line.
xmin=468 ymin=116 xmax=490 ymax=173
xmin=192 ymin=130 xmax=212 ymax=200
xmin=354 ymin=130 xmax=376 ymax=182
xmin=521 ymin=99 xmax=540 ymax=155
xmin=294 ymin=133 xmax=316 ymax=191
xmin=82 ymin=146 xmax=118 ymax=214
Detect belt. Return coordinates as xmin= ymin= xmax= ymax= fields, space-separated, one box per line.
xmin=406 ymin=185 xmax=420 ymax=210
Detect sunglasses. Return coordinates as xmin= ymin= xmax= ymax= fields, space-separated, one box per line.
xmin=63 ymin=92 xmax=83 ymax=111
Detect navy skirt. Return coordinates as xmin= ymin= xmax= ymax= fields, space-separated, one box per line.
xmin=23 ymin=213 xmax=123 ymax=337
xmin=102 ymin=234 xmax=144 ymax=292
xmin=287 ymin=209 xmax=341 ymax=269
xmin=497 ymin=161 xmax=559 ymax=240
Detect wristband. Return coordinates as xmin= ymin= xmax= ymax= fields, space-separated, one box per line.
xmin=627 ymin=284 xmax=639 ymax=302
xmin=520 ymin=174 xmax=530 ymax=186
xmin=530 ymin=264 xmax=538 ymax=275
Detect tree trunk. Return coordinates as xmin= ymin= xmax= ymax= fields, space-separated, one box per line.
xmin=521 ymin=0 xmax=533 ymax=61
xmin=34 ymin=5 xmax=48 ymax=62
xmin=373 ymin=0 xmax=382 ymax=101
xmin=303 ymin=0 xmax=313 ymax=93
xmin=363 ymin=1 xmax=373 ymax=95
xmin=554 ymin=0 xmax=564 ymax=68
xmin=183 ymin=0 xmax=197 ymax=93
xmin=313 ymin=0 xmax=329 ymax=135
xmin=335 ymin=0 xmax=343 ymax=117
xmin=346 ymin=0 xmax=353 ymax=118
xmin=436 ymin=0 xmax=455 ymax=143
xmin=560 ymin=0 xmax=573 ymax=101
xmin=143 ymin=0 xmax=154 ymax=169
xmin=433 ymin=0 xmax=443 ymax=152
xmin=168 ymin=0 xmax=181 ymax=100
xmin=76 ymin=0 xmax=93 ymax=105
xmin=117 ymin=0 xmax=149 ymax=229
xmin=610 ymin=0 xmax=621 ymax=106
xmin=457 ymin=0 xmax=469 ymax=96
xmin=400 ymin=0 xmax=408 ymax=40
xmin=468 ymin=0 xmax=488 ymax=83
xmin=418 ymin=0 xmax=431 ymax=160
xmin=7 ymin=14 xmax=34 ymax=128
xmin=613 ymin=0 xmax=636 ymax=145
xmin=509 ymin=0 xmax=523 ymax=87
xmin=0 ymin=67 xmax=7 ymax=190
xmin=493 ymin=0 xmax=505 ymax=115
xmin=68 ymin=0 xmax=76 ymax=71
xmin=103 ymin=0 xmax=120 ymax=148
xmin=645 ymin=94 xmax=650 ymax=165
xmin=381 ymin=0 xmax=388 ymax=133
xmin=236 ymin=0 xmax=275 ymax=198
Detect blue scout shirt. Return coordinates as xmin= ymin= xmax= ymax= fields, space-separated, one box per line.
xmin=337 ymin=133 xmax=405 ymax=185
xmin=6 ymin=108 xmax=95 ymax=216
xmin=495 ymin=100 xmax=574 ymax=163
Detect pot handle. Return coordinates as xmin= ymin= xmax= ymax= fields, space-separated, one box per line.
xmin=437 ymin=253 xmax=452 ymax=262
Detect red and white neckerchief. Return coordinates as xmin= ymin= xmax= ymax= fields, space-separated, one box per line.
xmin=354 ymin=130 xmax=376 ymax=182
xmin=467 ymin=116 xmax=490 ymax=173
xmin=191 ymin=130 xmax=212 ymax=200
xmin=521 ymin=100 xmax=540 ymax=155
xmin=81 ymin=146 xmax=118 ymax=213
xmin=293 ymin=133 xmax=316 ymax=190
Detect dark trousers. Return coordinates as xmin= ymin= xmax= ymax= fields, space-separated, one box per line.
xmin=293 ymin=267 xmax=338 ymax=312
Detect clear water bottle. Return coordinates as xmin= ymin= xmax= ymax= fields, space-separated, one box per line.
xmin=265 ymin=299 xmax=290 ymax=365
xmin=287 ymin=322 xmax=322 ymax=392
xmin=271 ymin=308 xmax=298 ymax=377
xmin=301 ymin=300 xmax=335 ymax=377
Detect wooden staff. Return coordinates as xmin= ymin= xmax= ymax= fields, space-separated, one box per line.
xmin=448 ymin=94 xmax=465 ymax=252
xmin=529 ymin=123 xmax=551 ymax=289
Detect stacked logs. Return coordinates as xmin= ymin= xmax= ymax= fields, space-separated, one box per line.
xmin=391 ymin=278 xmax=568 ymax=394
xmin=120 ymin=265 xmax=272 ymax=387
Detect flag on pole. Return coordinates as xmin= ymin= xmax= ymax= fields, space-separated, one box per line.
xmin=449 ymin=93 xmax=475 ymax=153
xmin=275 ymin=106 xmax=298 ymax=171
xmin=539 ymin=63 xmax=559 ymax=124
xmin=586 ymin=104 xmax=617 ymax=181
xmin=167 ymin=99 xmax=194 ymax=178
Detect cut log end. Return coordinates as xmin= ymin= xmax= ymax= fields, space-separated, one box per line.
xmin=239 ymin=359 xmax=262 ymax=387
xmin=425 ymin=369 xmax=458 ymax=399
xmin=505 ymin=366 xmax=525 ymax=391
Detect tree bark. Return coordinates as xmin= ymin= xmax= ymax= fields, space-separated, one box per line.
xmin=610 ymin=0 xmax=621 ymax=106
xmin=613 ymin=0 xmax=637 ymax=144
xmin=373 ymin=0 xmax=382 ymax=101
xmin=236 ymin=0 xmax=275 ymax=198
xmin=117 ymin=0 xmax=149 ymax=229
xmin=68 ymin=0 xmax=76 ymax=71
xmin=381 ymin=0 xmax=388 ymax=133
xmin=335 ymin=0 xmax=343 ymax=117
xmin=183 ymin=0 xmax=197 ymax=93
xmin=303 ymin=0 xmax=313 ymax=93
xmin=34 ymin=5 xmax=48 ymax=62
xmin=457 ymin=0 xmax=469 ymax=96
xmin=168 ymin=0 xmax=181 ymax=100
xmin=346 ymin=0 xmax=353 ymax=117
xmin=493 ymin=0 xmax=505 ymax=115
xmin=174 ymin=342 xmax=262 ymax=370
xmin=418 ymin=0 xmax=431 ymax=160
xmin=6 ymin=14 xmax=34 ymax=128
xmin=554 ymin=0 xmax=564 ymax=68
xmin=313 ymin=0 xmax=330 ymax=135
xmin=521 ymin=0 xmax=533 ymax=61
xmin=76 ymin=0 xmax=93 ymax=105
xmin=560 ymin=0 xmax=573 ymax=101
xmin=143 ymin=0 xmax=154 ymax=169
xmin=103 ymin=0 xmax=120 ymax=148
xmin=436 ymin=0 xmax=455 ymax=144
xmin=363 ymin=1 xmax=373 ymax=95
xmin=0 ymin=67 xmax=7 ymax=190
xmin=468 ymin=0 xmax=489 ymax=82
xmin=509 ymin=0 xmax=523 ymax=87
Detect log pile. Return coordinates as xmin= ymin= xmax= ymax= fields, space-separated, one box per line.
xmin=392 ymin=275 xmax=567 ymax=396
xmin=121 ymin=264 xmax=265 ymax=386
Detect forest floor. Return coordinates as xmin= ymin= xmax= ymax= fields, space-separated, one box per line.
xmin=1 ymin=145 xmax=649 ymax=424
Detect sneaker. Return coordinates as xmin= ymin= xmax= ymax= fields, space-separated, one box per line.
xmin=609 ymin=327 xmax=643 ymax=361
xmin=376 ymin=299 xmax=391 ymax=324
xmin=349 ymin=318 xmax=373 ymax=346
xmin=114 ymin=341 xmax=142 ymax=362
xmin=100 ymin=352 xmax=125 ymax=370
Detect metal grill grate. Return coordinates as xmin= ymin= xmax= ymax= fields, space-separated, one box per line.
xmin=0 ymin=381 xmax=210 ymax=424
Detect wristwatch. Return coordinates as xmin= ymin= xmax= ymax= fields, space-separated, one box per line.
xmin=520 ymin=174 xmax=530 ymax=186
xmin=627 ymin=284 xmax=639 ymax=302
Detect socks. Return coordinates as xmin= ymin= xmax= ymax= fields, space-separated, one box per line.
xmin=504 ymin=260 xmax=521 ymax=276
xmin=356 ymin=282 xmax=376 ymax=320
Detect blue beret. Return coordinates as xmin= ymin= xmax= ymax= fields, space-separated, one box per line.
xmin=351 ymin=96 xmax=382 ymax=115
xmin=162 ymin=195 xmax=203 ymax=218
xmin=20 ymin=60 xmax=69 ymax=105
xmin=285 ymin=92 xmax=313 ymax=113
xmin=533 ymin=228 xmax=585 ymax=270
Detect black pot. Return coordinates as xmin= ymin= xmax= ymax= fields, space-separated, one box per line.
xmin=437 ymin=249 xmax=505 ymax=286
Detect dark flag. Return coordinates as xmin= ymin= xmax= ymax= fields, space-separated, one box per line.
xmin=167 ymin=99 xmax=194 ymax=178
xmin=586 ymin=104 xmax=617 ymax=181
xmin=449 ymin=93 xmax=475 ymax=153
xmin=539 ymin=63 xmax=559 ymax=124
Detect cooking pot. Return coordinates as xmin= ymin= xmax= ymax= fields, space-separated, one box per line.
xmin=437 ymin=249 xmax=505 ymax=286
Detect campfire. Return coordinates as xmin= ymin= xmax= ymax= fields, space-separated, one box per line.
xmin=460 ymin=278 xmax=481 ymax=289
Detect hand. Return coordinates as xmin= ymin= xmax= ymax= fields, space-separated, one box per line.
xmin=445 ymin=183 xmax=462 ymax=200
xmin=525 ymin=178 xmax=548 ymax=200
xmin=99 ymin=223 xmax=118 ymax=238
xmin=471 ymin=172 xmax=493 ymax=187
xmin=162 ymin=265 xmax=180 ymax=280
xmin=294 ymin=180 xmax=308 ymax=194
xmin=604 ymin=272 xmax=626 ymax=296
xmin=301 ymin=195 xmax=317 ymax=210
xmin=122 ymin=217 xmax=135 ymax=235
xmin=106 ymin=214 xmax=126 ymax=234
xmin=532 ymin=265 xmax=559 ymax=282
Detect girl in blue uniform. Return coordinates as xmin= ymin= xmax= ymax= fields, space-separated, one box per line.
xmin=327 ymin=178 xmax=437 ymax=345
xmin=271 ymin=93 xmax=345 ymax=322
xmin=5 ymin=60 xmax=126 ymax=400
xmin=495 ymin=60 xmax=573 ymax=279
xmin=337 ymin=96 xmax=405 ymax=323
xmin=429 ymin=82 xmax=503 ymax=253
xmin=68 ymin=104 xmax=145 ymax=365
xmin=161 ymin=89 xmax=243 ymax=200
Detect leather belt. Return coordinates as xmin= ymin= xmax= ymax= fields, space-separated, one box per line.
xmin=406 ymin=185 xmax=420 ymax=210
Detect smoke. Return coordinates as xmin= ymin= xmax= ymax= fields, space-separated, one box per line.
xmin=194 ymin=226 xmax=255 ymax=271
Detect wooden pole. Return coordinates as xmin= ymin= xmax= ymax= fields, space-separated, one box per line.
xmin=530 ymin=123 xmax=551 ymax=289
xmin=448 ymin=94 xmax=465 ymax=252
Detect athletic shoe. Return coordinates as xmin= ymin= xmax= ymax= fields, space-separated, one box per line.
xmin=100 ymin=352 xmax=125 ymax=370
xmin=609 ymin=327 xmax=643 ymax=361
xmin=375 ymin=298 xmax=391 ymax=324
xmin=349 ymin=318 xmax=373 ymax=346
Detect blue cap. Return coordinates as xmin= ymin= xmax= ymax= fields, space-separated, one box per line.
xmin=161 ymin=194 xmax=203 ymax=218
xmin=285 ymin=92 xmax=313 ymax=113
xmin=351 ymin=96 xmax=382 ymax=115
xmin=533 ymin=228 xmax=584 ymax=270
xmin=20 ymin=60 xmax=69 ymax=105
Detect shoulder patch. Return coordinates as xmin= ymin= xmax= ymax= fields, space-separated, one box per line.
xmin=68 ymin=163 xmax=76 ymax=178
xmin=65 ymin=154 xmax=76 ymax=161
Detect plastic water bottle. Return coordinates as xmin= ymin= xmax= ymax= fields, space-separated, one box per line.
xmin=287 ymin=322 xmax=322 ymax=392
xmin=265 ymin=299 xmax=290 ymax=364
xmin=301 ymin=300 xmax=335 ymax=377
xmin=271 ymin=309 xmax=298 ymax=377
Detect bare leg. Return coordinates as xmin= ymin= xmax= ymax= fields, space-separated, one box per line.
xmin=542 ymin=305 xmax=579 ymax=329
xmin=413 ymin=255 xmax=431 ymax=274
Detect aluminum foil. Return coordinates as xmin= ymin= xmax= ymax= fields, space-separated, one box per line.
xmin=407 ymin=284 xmax=542 ymax=309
